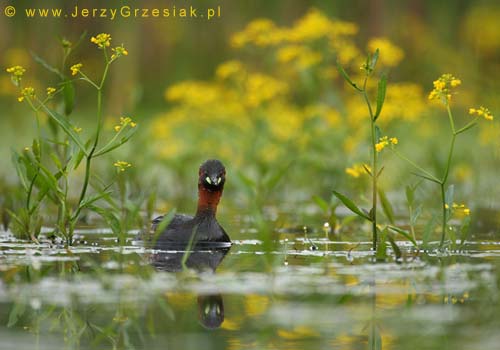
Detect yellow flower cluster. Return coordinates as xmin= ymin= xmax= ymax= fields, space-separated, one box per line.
xmin=345 ymin=163 xmax=371 ymax=178
xmin=215 ymin=60 xmax=245 ymax=80
xmin=111 ymin=45 xmax=128 ymax=60
xmin=231 ymin=8 xmax=357 ymax=49
xmin=231 ymin=19 xmax=285 ymax=48
xmin=6 ymin=65 xmax=26 ymax=77
xmin=375 ymin=136 xmax=398 ymax=152
xmin=70 ymin=63 xmax=83 ymax=76
xmin=469 ymin=106 xmax=493 ymax=121
xmin=114 ymin=116 xmax=137 ymax=132
xmin=113 ymin=160 xmax=132 ymax=172
xmin=428 ymin=73 xmax=461 ymax=103
xmin=276 ymin=45 xmax=322 ymax=69
xmin=6 ymin=65 xmax=26 ymax=86
xmin=367 ymin=38 xmax=405 ymax=67
xmin=18 ymin=86 xmax=35 ymax=102
xmin=91 ymin=33 xmax=111 ymax=48
xmin=445 ymin=203 xmax=471 ymax=217
xmin=46 ymin=87 xmax=56 ymax=96
xmin=244 ymin=73 xmax=288 ymax=107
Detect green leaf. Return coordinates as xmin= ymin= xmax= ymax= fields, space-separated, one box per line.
xmin=411 ymin=205 xmax=423 ymax=226
xmin=32 ymin=139 xmax=41 ymax=161
xmin=335 ymin=61 xmax=361 ymax=91
xmin=411 ymin=172 xmax=441 ymax=184
xmin=79 ymin=191 xmax=113 ymax=211
xmin=39 ymin=105 xmax=88 ymax=156
xmin=312 ymin=195 xmax=329 ymax=213
xmin=49 ymin=152 xmax=63 ymax=171
xmin=264 ymin=161 xmax=292 ymax=191
xmin=31 ymin=52 xmax=63 ymax=78
xmin=362 ymin=164 xmax=372 ymax=177
xmin=63 ymin=81 xmax=75 ymax=116
xmin=7 ymin=302 xmax=26 ymax=327
xmin=388 ymin=225 xmax=418 ymax=247
xmin=94 ymin=126 xmax=138 ymax=157
xmin=378 ymin=188 xmax=395 ymax=224
xmin=88 ymin=205 xmax=121 ymax=236
xmin=459 ymin=216 xmax=471 ymax=248
xmin=387 ymin=234 xmax=402 ymax=259
xmin=68 ymin=139 xmax=92 ymax=170
xmin=332 ymin=190 xmax=371 ymax=221
xmin=11 ymin=150 xmax=29 ymax=191
xmin=370 ymin=48 xmax=380 ymax=71
xmin=374 ymin=74 xmax=387 ymax=121
xmin=405 ymin=185 xmax=415 ymax=206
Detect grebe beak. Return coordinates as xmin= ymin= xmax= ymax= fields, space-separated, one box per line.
xmin=211 ymin=176 xmax=222 ymax=185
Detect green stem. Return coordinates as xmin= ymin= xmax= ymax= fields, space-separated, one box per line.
xmin=74 ymin=59 xmax=110 ymax=222
xmin=361 ymin=77 xmax=378 ymax=251
xmin=440 ymin=183 xmax=446 ymax=247
xmin=439 ymin=103 xmax=457 ymax=248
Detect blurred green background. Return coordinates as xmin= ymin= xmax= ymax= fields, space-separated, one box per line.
xmin=1 ymin=0 xmax=499 ymax=230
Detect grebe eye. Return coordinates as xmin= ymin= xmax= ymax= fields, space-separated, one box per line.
xmin=215 ymin=177 xmax=221 ymax=185
xmin=205 ymin=176 xmax=212 ymax=185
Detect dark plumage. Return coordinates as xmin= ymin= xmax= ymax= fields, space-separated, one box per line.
xmin=153 ymin=159 xmax=230 ymax=248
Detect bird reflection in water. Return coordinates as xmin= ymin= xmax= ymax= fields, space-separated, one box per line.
xmin=151 ymin=242 xmax=230 ymax=329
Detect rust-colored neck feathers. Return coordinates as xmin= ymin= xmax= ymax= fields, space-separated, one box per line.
xmin=196 ymin=184 xmax=223 ymax=216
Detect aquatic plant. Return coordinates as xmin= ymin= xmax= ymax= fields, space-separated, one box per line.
xmin=6 ymin=33 xmax=137 ymax=244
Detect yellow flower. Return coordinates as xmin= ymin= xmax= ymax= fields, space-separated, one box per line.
xmin=73 ymin=126 xmax=82 ymax=133
xmin=113 ymin=160 xmax=132 ymax=172
xmin=91 ymin=33 xmax=111 ymax=48
xmin=276 ymin=45 xmax=322 ymax=69
xmin=367 ymin=38 xmax=404 ymax=67
xmin=111 ymin=45 xmax=128 ymax=60
xmin=469 ymin=106 xmax=493 ymax=121
xmin=428 ymin=73 xmax=461 ymax=104
xmin=70 ymin=63 xmax=83 ymax=76
xmin=451 ymin=203 xmax=471 ymax=217
xmin=230 ymin=18 xmax=285 ymax=48
xmin=114 ymin=116 xmax=137 ymax=131
xmin=6 ymin=65 xmax=26 ymax=87
xmin=375 ymin=142 xmax=386 ymax=152
xmin=6 ymin=65 xmax=26 ymax=77
xmin=46 ymin=87 xmax=56 ymax=96
xmin=345 ymin=163 xmax=371 ymax=178
xmin=18 ymin=86 xmax=35 ymax=102
xmin=375 ymin=136 xmax=397 ymax=152
xmin=216 ymin=60 xmax=245 ymax=80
